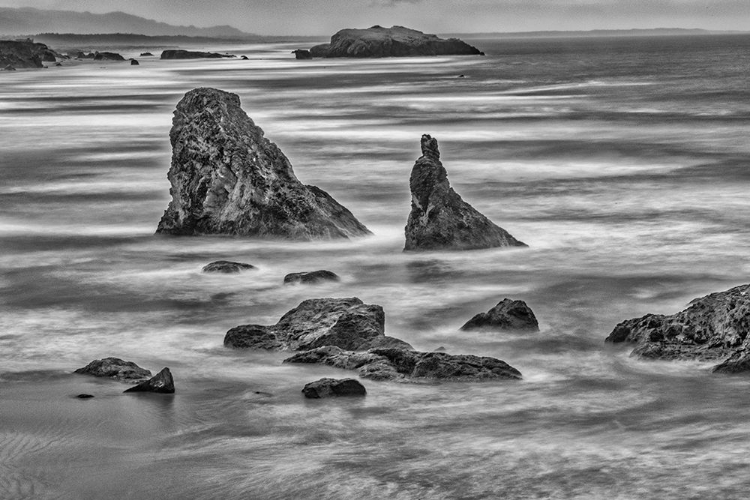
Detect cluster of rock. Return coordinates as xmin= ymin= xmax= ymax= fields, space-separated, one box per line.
xmin=1 ymin=39 xmax=60 ymax=69
xmin=160 ymin=50 xmax=233 ymax=59
xmin=75 ymin=51 xmax=125 ymax=61
xmin=74 ymin=357 xmax=175 ymax=394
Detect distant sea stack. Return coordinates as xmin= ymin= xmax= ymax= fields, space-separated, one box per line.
xmin=0 ymin=39 xmax=59 ymax=68
xmin=310 ymin=25 xmax=484 ymax=58
xmin=160 ymin=50 xmax=233 ymax=59
xmin=404 ymin=135 xmax=526 ymax=251
xmin=156 ymin=88 xmax=371 ymax=239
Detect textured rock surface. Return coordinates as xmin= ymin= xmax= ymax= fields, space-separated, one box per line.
xmin=74 ymin=357 xmax=151 ymax=381
xmin=202 ymin=260 xmax=255 ymax=273
xmin=124 ymin=367 xmax=175 ymax=393
xmin=283 ymin=270 xmax=339 ymax=285
xmin=310 ymin=25 xmax=483 ymax=58
xmin=302 ymin=378 xmax=366 ymax=398
xmin=160 ymin=49 xmax=231 ymax=59
xmin=461 ymin=299 xmax=539 ymax=332
xmin=606 ymin=284 xmax=750 ymax=369
xmin=0 ymin=39 xmax=59 ymax=68
xmin=285 ymin=346 xmax=522 ymax=382
xmin=224 ymin=297 xmax=412 ymax=351
xmin=404 ymin=135 xmax=526 ymax=251
xmin=712 ymin=350 xmax=750 ymax=374
xmin=156 ymin=88 xmax=370 ymax=239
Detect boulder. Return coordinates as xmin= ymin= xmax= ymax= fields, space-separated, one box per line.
xmin=285 ymin=346 xmax=522 ymax=382
xmin=310 ymin=25 xmax=483 ymax=58
xmin=123 ymin=367 xmax=175 ymax=393
xmin=92 ymin=51 xmax=125 ymax=61
xmin=74 ymin=357 xmax=151 ymax=381
xmin=283 ymin=270 xmax=339 ymax=285
xmin=160 ymin=50 xmax=230 ymax=59
xmin=224 ymin=297 xmax=412 ymax=351
xmin=202 ymin=260 xmax=255 ymax=273
xmin=130 ymin=59 xmax=139 ymax=65
xmin=302 ymin=378 xmax=366 ymax=398
xmin=156 ymin=88 xmax=370 ymax=239
xmin=461 ymin=299 xmax=539 ymax=332
xmin=292 ymin=49 xmax=312 ymax=60
xmin=404 ymin=135 xmax=526 ymax=251
xmin=606 ymin=284 xmax=750 ymax=369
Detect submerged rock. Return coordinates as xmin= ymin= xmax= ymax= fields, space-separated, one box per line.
xmin=310 ymin=25 xmax=483 ymax=58
xmin=461 ymin=299 xmax=539 ymax=332
xmin=123 ymin=367 xmax=175 ymax=393
xmin=285 ymin=346 xmax=522 ymax=382
xmin=160 ymin=49 xmax=231 ymax=59
xmin=74 ymin=357 xmax=151 ymax=381
xmin=606 ymin=284 xmax=750 ymax=370
xmin=404 ymin=135 xmax=526 ymax=251
xmin=302 ymin=378 xmax=366 ymax=398
xmin=283 ymin=270 xmax=339 ymax=285
xmin=156 ymin=87 xmax=371 ymax=239
xmin=202 ymin=260 xmax=255 ymax=273
xmin=224 ymin=297 xmax=412 ymax=351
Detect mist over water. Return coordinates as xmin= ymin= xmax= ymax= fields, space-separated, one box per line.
xmin=2 ymin=35 xmax=750 ymax=498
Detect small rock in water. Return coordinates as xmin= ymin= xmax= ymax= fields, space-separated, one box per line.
xmin=140 ymin=52 xmax=153 ymax=56
xmin=202 ymin=260 xmax=255 ymax=273
xmin=302 ymin=378 xmax=366 ymax=398
xmin=130 ymin=59 xmax=139 ymax=65
xmin=283 ymin=270 xmax=339 ymax=285
xmin=292 ymin=49 xmax=312 ymax=60
xmin=460 ymin=299 xmax=539 ymax=332
xmin=124 ymin=367 xmax=175 ymax=394
xmin=76 ymin=394 xmax=94 ymax=399
xmin=74 ymin=357 xmax=152 ymax=381
xmin=241 ymin=55 xmax=249 ymax=60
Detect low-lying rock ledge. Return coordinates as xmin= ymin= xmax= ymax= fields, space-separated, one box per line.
xmin=285 ymin=346 xmax=522 ymax=382
xmin=224 ymin=297 xmax=412 ymax=351
xmin=124 ymin=367 xmax=175 ymax=394
xmin=302 ymin=378 xmax=366 ymax=398
xmin=283 ymin=270 xmax=339 ymax=284
xmin=74 ymin=357 xmax=151 ymax=381
xmin=160 ymin=50 xmax=233 ymax=59
xmin=461 ymin=299 xmax=539 ymax=332
xmin=202 ymin=260 xmax=255 ymax=273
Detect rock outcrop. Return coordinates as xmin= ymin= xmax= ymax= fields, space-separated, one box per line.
xmin=0 ymin=39 xmax=60 ymax=68
xmin=606 ymin=284 xmax=750 ymax=370
xmin=404 ymin=135 xmax=526 ymax=251
xmin=285 ymin=346 xmax=522 ymax=382
xmin=292 ymin=49 xmax=312 ymax=60
xmin=202 ymin=260 xmax=255 ymax=273
xmin=123 ymin=367 xmax=175 ymax=393
xmin=74 ymin=357 xmax=152 ymax=381
xmin=224 ymin=297 xmax=412 ymax=351
xmin=130 ymin=59 xmax=139 ymax=65
xmin=156 ymin=88 xmax=371 ymax=239
xmin=461 ymin=299 xmax=539 ymax=332
xmin=160 ymin=50 xmax=232 ymax=59
xmin=302 ymin=378 xmax=366 ymax=398
xmin=93 ymin=51 xmax=124 ymax=61
xmin=310 ymin=26 xmax=483 ymax=58
xmin=283 ymin=270 xmax=339 ymax=285
xmin=140 ymin=52 xmax=154 ymax=56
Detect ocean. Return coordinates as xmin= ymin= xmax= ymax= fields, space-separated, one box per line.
xmin=1 ymin=34 xmax=750 ymax=499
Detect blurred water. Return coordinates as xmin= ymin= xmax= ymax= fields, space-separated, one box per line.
xmin=1 ymin=35 xmax=750 ymax=499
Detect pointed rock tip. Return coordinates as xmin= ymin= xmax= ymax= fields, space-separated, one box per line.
xmin=420 ymin=134 xmax=440 ymax=160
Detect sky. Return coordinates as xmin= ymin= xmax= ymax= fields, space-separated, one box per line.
xmin=1 ymin=0 xmax=749 ymax=35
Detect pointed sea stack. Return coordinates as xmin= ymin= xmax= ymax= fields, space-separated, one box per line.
xmin=404 ymin=135 xmax=526 ymax=251
xmin=156 ymin=88 xmax=371 ymax=239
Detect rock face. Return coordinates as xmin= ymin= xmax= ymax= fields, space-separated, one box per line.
xmin=74 ymin=358 xmax=152 ymax=381
xmin=123 ymin=367 xmax=175 ymax=393
xmin=292 ymin=49 xmax=312 ymax=59
xmin=404 ymin=135 xmax=526 ymax=251
xmin=224 ymin=297 xmax=412 ymax=351
xmin=0 ymin=39 xmax=60 ymax=68
xmin=302 ymin=378 xmax=366 ymax=398
xmin=606 ymin=284 xmax=750 ymax=370
xmin=461 ymin=299 xmax=539 ymax=332
xmin=160 ymin=50 xmax=231 ymax=59
xmin=310 ymin=26 xmax=483 ymax=58
xmin=283 ymin=270 xmax=339 ymax=285
xmin=285 ymin=346 xmax=523 ymax=382
xmin=156 ymin=88 xmax=370 ymax=239
xmin=202 ymin=260 xmax=255 ymax=273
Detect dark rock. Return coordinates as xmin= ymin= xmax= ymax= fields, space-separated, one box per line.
xmin=156 ymin=88 xmax=370 ymax=239
xmin=76 ymin=394 xmax=94 ymax=399
xmin=202 ymin=260 xmax=255 ymax=273
xmin=160 ymin=49 xmax=231 ymax=59
xmin=302 ymin=378 xmax=366 ymax=398
xmin=460 ymin=299 xmax=539 ymax=332
xmin=292 ymin=49 xmax=312 ymax=60
xmin=404 ymin=135 xmax=526 ymax=251
xmin=1 ymin=39 xmax=62 ymax=69
xmin=285 ymin=346 xmax=523 ymax=382
xmin=712 ymin=351 xmax=750 ymax=374
xmin=241 ymin=55 xmax=249 ymax=60
xmin=283 ymin=270 xmax=340 ymax=285
xmin=123 ymin=367 xmax=175 ymax=394
xmin=310 ymin=25 xmax=484 ymax=58
xmin=224 ymin=297 xmax=412 ymax=351
xmin=130 ymin=59 xmax=139 ymax=65
xmin=606 ymin=284 xmax=750 ymax=369
xmin=92 ymin=51 xmax=125 ymax=61
xmin=74 ymin=357 xmax=151 ymax=381
xmin=140 ymin=52 xmax=154 ymax=56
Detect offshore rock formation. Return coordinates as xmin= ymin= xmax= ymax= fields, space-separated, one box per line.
xmin=74 ymin=357 xmax=151 ymax=381
xmin=123 ymin=367 xmax=175 ymax=393
xmin=93 ymin=51 xmax=125 ymax=61
xmin=292 ymin=49 xmax=312 ymax=59
xmin=224 ymin=297 xmax=412 ymax=351
xmin=461 ymin=299 xmax=539 ymax=332
xmin=310 ymin=26 xmax=483 ymax=58
xmin=160 ymin=49 xmax=233 ymax=59
xmin=0 ymin=39 xmax=60 ymax=68
xmin=404 ymin=135 xmax=526 ymax=251
xmin=285 ymin=346 xmax=523 ymax=382
xmin=302 ymin=378 xmax=366 ymax=398
xmin=283 ymin=270 xmax=339 ymax=285
xmin=156 ymin=88 xmax=370 ymax=239
xmin=202 ymin=260 xmax=255 ymax=273
xmin=606 ymin=284 xmax=750 ymax=371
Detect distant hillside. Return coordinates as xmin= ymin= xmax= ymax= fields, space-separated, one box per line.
xmin=0 ymin=7 xmax=255 ymax=38
xmin=448 ymin=28 xmax=743 ymax=39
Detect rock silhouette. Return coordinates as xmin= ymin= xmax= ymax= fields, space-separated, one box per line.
xmin=202 ymin=260 xmax=255 ymax=273
xmin=123 ymin=367 xmax=175 ymax=393
xmin=302 ymin=378 xmax=366 ymax=398
xmin=461 ymin=299 xmax=539 ymax=332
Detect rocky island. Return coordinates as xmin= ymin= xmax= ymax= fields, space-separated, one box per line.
xmin=1 ymin=38 xmax=59 ymax=69
xmin=309 ymin=25 xmax=483 ymax=58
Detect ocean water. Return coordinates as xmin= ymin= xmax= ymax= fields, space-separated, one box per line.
xmin=1 ymin=35 xmax=750 ymax=499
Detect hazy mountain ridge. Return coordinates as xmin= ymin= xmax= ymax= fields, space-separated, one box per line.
xmin=449 ymin=28 xmax=744 ymax=39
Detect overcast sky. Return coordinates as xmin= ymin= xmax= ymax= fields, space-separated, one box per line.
xmin=2 ymin=0 xmax=749 ymax=35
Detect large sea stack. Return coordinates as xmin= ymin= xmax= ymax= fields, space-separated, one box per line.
xmin=0 ymin=39 xmax=59 ymax=68
xmin=156 ymin=88 xmax=371 ymax=239
xmin=404 ymin=135 xmax=526 ymax=251
xmin=310 ymin=25 xmax=483 ymax=58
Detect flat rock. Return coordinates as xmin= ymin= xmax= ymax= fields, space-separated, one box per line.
xmin=461 ymin=299 xmax=539 ymax=332
xmin=404 ymin=135 xmax=526 ymax=251
xmin=156 ymin=87 xmax=371 ymax=239
xmin=123 ymin=367 xmax=175 ymax=393
xmin=224 ymin=297 xmax=413 ymax=351
xmin=283 ymin=270 xmax=339 ymax=284
xmin=140 ymin=52 xmax=154 ymax=56
xmin=160 ymin=49 xmax=231 ymax=59
xmin=302 ymin=378 xmax=366 ymax=398
xmin=202 ymin=260 xmax=255 ymax=273
xmin=74 ymin=357 xmax=152 ymax=381
xmin=285 ymin=346 xmax=522 ymax=382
